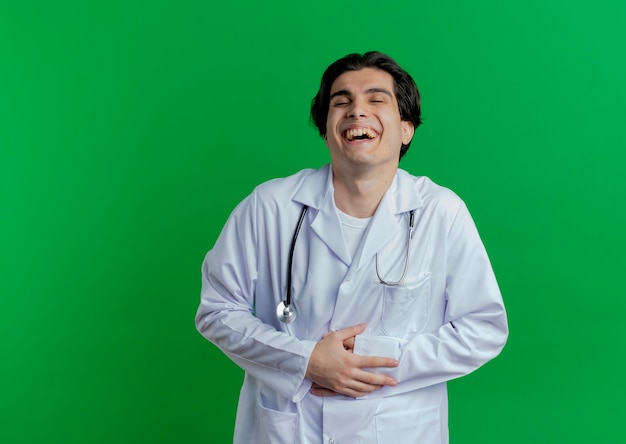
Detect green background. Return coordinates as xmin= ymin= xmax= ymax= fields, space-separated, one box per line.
xmin=1 ymin=0 xmax=624 ymax=442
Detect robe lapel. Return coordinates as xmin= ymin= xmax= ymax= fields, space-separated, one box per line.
xmin=354 ymin=170 xmax=424 ymax=271
xmin=292 ymin=165 xmax=352 ymax=266
xmin=291 ymin=166 xmax=423 ymax=270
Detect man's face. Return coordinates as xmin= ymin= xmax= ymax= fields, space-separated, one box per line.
xmin=325 ymin=67 xmax=414 ymax=172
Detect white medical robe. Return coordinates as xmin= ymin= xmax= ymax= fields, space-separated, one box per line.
xmin=196 ymin=164 xmax=508 ymax=444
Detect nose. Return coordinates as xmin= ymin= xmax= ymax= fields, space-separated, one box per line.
xmin=347 ymin=98 xmax=367 ymax=118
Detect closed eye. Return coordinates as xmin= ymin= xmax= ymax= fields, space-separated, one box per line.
xmin=369 ymin=95 xmax=387 ymax=103
xmin=368 ymin=90 xmax=391 ymax=103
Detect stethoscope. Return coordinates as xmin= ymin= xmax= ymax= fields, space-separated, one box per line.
xmin=277 ymin=205 xmax=416 ymax=323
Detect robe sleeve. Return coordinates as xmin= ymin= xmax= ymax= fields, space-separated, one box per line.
xmin=195 ymin=190 xmax=316 ymax=402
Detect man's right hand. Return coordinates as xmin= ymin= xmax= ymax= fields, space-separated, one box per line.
xmin=305 ymin=323 xmax=399 ymax=398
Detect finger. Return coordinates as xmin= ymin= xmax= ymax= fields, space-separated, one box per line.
xmin=333 ymin=368 xmax=394 ymax=395
xmin=354 ymin=354 xmax=399 ymax=369
xmin=310 ymin=380 xmax=339 ymax=395
xmin=352 ymin=368 xmax=397 ymax=388
xmin=311 ymin=384 xmax=379 ymax=398
xmin=311 ymin=377 xmax=388 ymax=397
xmin=310 ymin=386 xmax=342 ymax=397
xmin=333 ymin=323 xmax=367 ymax=341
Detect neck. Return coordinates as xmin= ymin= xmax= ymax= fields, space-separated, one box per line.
xmin=332 ymin=165 xmax=397 ymax=218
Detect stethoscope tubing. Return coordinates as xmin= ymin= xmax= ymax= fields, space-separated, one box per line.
xmin=278 ymin=205 xmax=415 ymax=323
xmin=375 ymin=210 xmax=415 ymax=286
xmin=285 ymin=205 xmax=308 ymax=309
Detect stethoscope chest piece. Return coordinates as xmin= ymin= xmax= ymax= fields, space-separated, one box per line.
xmin=276 ymin=301 xmax=297 ymax=323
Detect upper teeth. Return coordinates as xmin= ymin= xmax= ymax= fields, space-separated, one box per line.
xmin=345 ymin=128 xmax=377 ymax=141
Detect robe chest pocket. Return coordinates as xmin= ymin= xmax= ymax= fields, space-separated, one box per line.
xmin=381 ymin=272 xmax=431 ymax=336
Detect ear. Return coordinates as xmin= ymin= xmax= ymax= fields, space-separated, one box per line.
xmin=401 ymin=121 xmax=415 ymax=145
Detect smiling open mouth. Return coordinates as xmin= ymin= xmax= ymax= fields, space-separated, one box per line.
xmin=344 ymin=128 xmax=379 ymax=141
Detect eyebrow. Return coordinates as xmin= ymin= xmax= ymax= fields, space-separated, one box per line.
xmin=330 ymin=87 xmax=393 ymax=100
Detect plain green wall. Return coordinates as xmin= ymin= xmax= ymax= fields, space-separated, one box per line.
xmin=1 ymin=0 xmax=625 ymax=442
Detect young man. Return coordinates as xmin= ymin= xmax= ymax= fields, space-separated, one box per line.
xmin=196 ymin=51 xmax=508 ymax=444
